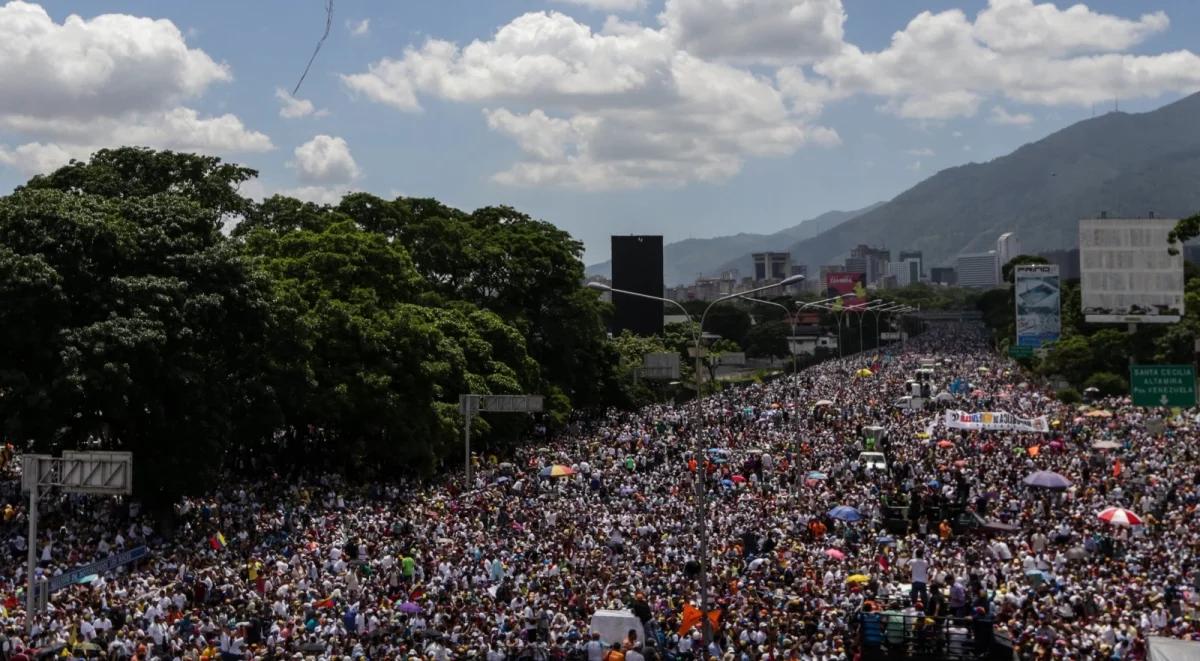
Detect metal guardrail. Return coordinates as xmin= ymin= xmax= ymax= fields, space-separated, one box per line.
xmin=857 ymin=612 xmax=1000 ymax=660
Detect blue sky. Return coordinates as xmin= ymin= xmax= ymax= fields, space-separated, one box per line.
xmin=2 ymin=0 xmax=1199 ymax=264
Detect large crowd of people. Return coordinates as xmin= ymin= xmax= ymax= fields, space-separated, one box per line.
xmin=2 ymin=323 xmax=1198 ymax=659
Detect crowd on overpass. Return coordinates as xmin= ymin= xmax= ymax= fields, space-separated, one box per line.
xmin=1 ymin=324 xmax=1198 ymax=660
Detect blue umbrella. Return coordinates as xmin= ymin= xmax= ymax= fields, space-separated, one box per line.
xmin=721 ymin=479 xmax=734 ymax=488
xmin=1023 ymin=470 xmax=1071 ymax=490
xmin=828 ymin=505 xmax=862 ymax=522
xmin=927 ymin=479 xmax=941 ymax=489
xmin=807 ymin=471 xmax=828 ymax=480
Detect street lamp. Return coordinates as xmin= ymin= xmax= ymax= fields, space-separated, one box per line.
xmin=845 ymin=300 xmax=892 ymax=356
xmin=587 ymin=273 xmax=804 ymax=647
xmin=871 ymin=303 xmax=911 ymax=348
xmin=800 ymin=297 xmax=853 ymax=358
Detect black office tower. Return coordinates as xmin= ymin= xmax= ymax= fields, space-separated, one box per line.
xmin=611 ymin=235 xmax=664 ymax=336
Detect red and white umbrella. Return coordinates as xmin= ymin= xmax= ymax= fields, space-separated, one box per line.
xmin=1097 ymin=507 xmax=1143 ymax=526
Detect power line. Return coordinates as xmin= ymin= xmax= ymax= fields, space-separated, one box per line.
xmin=293 ymin=0 xmax=334 ymax=96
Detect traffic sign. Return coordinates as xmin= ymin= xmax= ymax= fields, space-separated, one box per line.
xmin=1008 ymin=345 xmax=1034 ymax=359
xmin=49 ymin=545 xmax=149 ymax=592
xmin=1129 ymin=365 xmax=1197 ymax=408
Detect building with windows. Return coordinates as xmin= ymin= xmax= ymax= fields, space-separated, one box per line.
xmin=898 ymin=250 xmax=924 ymax=280
xmin=889 ymin=256 xmax=922 ymax=287
xmin=847 ymin=244 xmax=891 ymax=284
xmin=956 ymin=251 xmax=1000 ymax=289
xmin=752 ymin=252 xmax=792 ymax=282
xmin=996 ymin=232 xmax=1021 ymax=281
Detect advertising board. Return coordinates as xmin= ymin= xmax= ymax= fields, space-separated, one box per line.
xmin=1079 ymin=218 xmax=1183 ymax=323
xmin=824 ymin=272 xmax=866 ymax=307
xmin=1015 ymin=264 xmax=1061 ymax=347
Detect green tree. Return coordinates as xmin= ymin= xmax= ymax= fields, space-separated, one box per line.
xmin=1084 ymin=372 xmax=1127 ymax=397
xmin=22 ymin=147 xmax=257 ymax=219
xmin=240 ymin=206 xmax=540 ymax=474
xmin=744 ymin=320 xmax=790 ymax=358
xmin=1001 ymin=254 xmax=1050 ymax=284
xmin=0 ymin=186 xmax=274 ymax=505
xmin=1167 ymin=211 xmax=1200 ymax=253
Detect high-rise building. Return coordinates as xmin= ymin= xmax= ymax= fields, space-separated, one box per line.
xmin=847 ymin=244 xmax=891 ymax=284
xmin=956 ymin=251 xmax=999 ymax=289
xmin=611 ymin=235 xmax=664 ymax=335
xmin=898 ymin=250 xmax=924 ymax=279
xmin=890 ymin=257 xmax=922 ymax=286
xmin=996 ymin=232 xmax=1021 ymax=280
xmin=752 ymin=252 xmax=792 ymax=281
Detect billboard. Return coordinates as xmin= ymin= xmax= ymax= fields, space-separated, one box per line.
xmin=1014 ymin=264 xmax=1060 ymax=347
xmin=1079 ymin=218 xmax=1183 ymax=323
xmin=824 ymin=272 xmax=866 ymax=307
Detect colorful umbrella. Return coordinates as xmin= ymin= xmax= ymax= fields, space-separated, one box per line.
xmin=1086 ymin=410 xmax=1113 ymax=418
xmin=1097 ymin=507 xmax=1143 ymax=526
xmin=828 ymin=505 xmax=862 ymax=522
xmin=539 ymin=465 xmax=575 ymax=478
xmin=855 ymin=368 xmax=873 ymax=377
xmin=814 ymin=400 xmax=835 ymax=407
xmin=731 ymin=474 xmax=747 ymax=484
xmin=1023 ymin=470 xmax=1071 ymax=489
xmin=846 ymin=574 xmax=870 ymax=584
xmin=825 ymin=548 xmax=846 ymax=560
xmin=398 ymin=601 xmax=422 ymax=614
xmin=937 ymin=439 xmax=954 ymax=449
xmin=1092 ymin=440 xmax=1121 ymax=450
xmin=806 ymin=471 xmax=828 ymax=480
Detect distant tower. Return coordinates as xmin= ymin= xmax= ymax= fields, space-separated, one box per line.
xmin=996 ymin=232 xmax=1021 ymax=281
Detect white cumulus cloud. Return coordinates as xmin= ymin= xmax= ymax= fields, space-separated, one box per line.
xmin=0 ymin=1 xmax=271 ymax=176
xmin=290 ymin=135 xmax=361 ymax=184
xmin=343 ymin=11 xmax=836 ymax=189
xmin=660 ymin=0 xmax=845 ymax=65
xmin=340 ymin=0 xmax=1200 ymax=189
xmin=275 ymin=88 xmax=328 ymax=119
xmin=989 ymin=106 xmax=1034 ymax=125
xmin=347 ymin=18 xmax=370 ymax=36
xmin=814 ymin=1 xmax=1200 ymax=120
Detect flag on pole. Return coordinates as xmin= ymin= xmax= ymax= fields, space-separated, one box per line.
xmin=209 ymin=532 xmax=227 ymax=550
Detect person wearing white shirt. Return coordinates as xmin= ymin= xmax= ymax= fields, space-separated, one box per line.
xmin=584 ymin=632 xmax=605 ymax=661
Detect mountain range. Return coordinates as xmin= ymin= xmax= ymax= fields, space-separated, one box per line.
xmin=585 ymin=203 xmax=881 ymax=286
xmin=587 ymin=91 xmax=1200 ymax=284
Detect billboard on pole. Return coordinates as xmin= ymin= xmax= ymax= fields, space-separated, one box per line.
xmin=1015 ymin=264 xmax=1061 ymax=347
xmin=824 ymin=272 xmax=866 ymax=307
xmin=1079 ymin=217 xmax=1184 ymax=323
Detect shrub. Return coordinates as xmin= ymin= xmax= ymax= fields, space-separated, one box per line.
xmin=1056 ymin=387 xmax=1082 ymax=404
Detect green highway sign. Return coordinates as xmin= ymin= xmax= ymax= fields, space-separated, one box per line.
xmin=1008 ymin=345 xmax=1034 ymax=359
xmin=1130 ymin=364 xmax=1197 ymax=408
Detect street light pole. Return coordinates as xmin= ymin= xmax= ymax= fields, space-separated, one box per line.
xmin=589 ymin=274 xmax=803 ymax=649
xmin=868 ymin=303 xmax=902 ymax=350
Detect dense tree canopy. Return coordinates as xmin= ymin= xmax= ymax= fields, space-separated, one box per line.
xmin=0 ymin=149 xmax=614 ymax=503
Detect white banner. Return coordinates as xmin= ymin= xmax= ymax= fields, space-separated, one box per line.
xmin=944 ymin=410 xmax=1050 ymax=433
